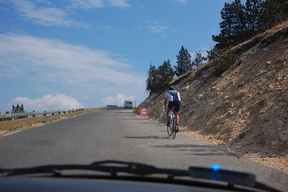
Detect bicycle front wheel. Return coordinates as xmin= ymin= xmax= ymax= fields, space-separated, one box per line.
xmin=167 ymin=117 xmax=176 ymax=139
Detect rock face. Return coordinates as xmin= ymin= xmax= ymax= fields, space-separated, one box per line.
xmin=139 ymin=21 xmax=288 ymax=158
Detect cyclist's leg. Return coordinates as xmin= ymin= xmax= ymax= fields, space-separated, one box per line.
xmin=174 ymin=111 xmax=179 ymax=125
xmin=173 ymin=101 xmax=181 ymax=125
xmin=166 ymin=101 xmax=173 ymax=126
xmin=166 ymin=109 xmax=171 ymax=126
xmin=171 ymin=111 xmax=178 ymax=132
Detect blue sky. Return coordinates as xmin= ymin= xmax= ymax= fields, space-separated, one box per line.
xmin=0 ymin=0 xmax=229 ymax=113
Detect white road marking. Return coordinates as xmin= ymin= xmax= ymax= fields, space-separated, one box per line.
xmin=3 ymin=130 xmax=22 ymax=136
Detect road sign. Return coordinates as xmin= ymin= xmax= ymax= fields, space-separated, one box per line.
xmin=139 ymin=108 xmax=149 ymax=116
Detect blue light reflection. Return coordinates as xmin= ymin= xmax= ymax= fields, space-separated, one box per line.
xmin=211 ymin=165 xmax=221 ymax=171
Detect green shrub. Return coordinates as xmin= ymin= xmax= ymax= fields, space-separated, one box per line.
xmin=214 ymin=53 xmax=236 ymax=77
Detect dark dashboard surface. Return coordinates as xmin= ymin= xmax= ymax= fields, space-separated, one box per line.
xmin=0 ymin=177 xmax=234 ymax=192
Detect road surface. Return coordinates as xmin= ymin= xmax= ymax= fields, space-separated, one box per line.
xmin=0 ymin=109 xmax=287 ymax=191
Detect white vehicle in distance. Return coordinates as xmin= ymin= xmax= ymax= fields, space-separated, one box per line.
xmin=124 ymin=100 xmax=133 ymax=108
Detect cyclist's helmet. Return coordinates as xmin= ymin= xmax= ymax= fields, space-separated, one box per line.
xmin=169 ymin=86 xmax=175 ymax=90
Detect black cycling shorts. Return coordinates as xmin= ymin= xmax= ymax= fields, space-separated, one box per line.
xmin=168 ymin=101 xmax=181 ymax=112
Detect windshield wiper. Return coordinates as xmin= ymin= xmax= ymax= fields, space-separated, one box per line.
xmin=0 ymin=160 xmax=187 ymax=178
xmin=0 ymin=160 xmax=280 ymax=192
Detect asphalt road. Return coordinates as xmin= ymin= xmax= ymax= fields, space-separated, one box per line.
xmin=0 ymin=109 xmax=287 ymax=191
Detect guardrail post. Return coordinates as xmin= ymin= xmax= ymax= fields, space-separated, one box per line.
xmin=0 ymin=108 xmax=100 ymax=121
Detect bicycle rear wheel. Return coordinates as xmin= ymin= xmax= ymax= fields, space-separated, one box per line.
xmin=167 ymin=117 xmax=176 ymax=139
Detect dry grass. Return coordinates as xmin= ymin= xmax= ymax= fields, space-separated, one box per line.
xmin=0 ymin=109 xmax=102 ymax=134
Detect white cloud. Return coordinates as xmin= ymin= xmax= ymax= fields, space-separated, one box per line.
xmin=0 ymin=34 xmax=133 ymax=83
xmin=0 ymin=34 xmax=146 ymax=108
xmin=69 ymin=0 xmax=105 ymax=9
xmin=68 ymin=0 xmax=130 ymax=9
xmin=108 ymin=0 xmax=130 ymax=8
xmin=10 ymin=0 xmax=82 ymax=27
xmin=146 ymin=21 xmax=168 ymax=34
xmin=10 ymin=94 xmax=84 ymax=112
xmin=6 ymin=0 xmax=130 ymax=27
xmin=175 ymin=0 xmax=188 ymax=3
xmin=102 ymin=94 xmax=134 ymax=106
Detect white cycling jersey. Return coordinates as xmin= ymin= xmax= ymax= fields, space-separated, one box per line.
xmin=165 ymin=90 xmax=181 ymax=102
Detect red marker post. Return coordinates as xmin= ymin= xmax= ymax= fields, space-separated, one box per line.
xmin=139 ymin=108 xmax=149 ymax=116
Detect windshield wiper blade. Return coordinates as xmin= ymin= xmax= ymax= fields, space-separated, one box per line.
xmin=90 ymin=160 xmax=188 ymax=177
xmin=0 ymin=160 xmax=280 ymax=192
xmin=0 ymin=160 xmax=187 ymax=178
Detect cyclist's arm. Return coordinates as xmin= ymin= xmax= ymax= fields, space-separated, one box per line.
xmin=177 ymin=91 xmax=181 ymax=101
xmin=164 ymin=98 xmax=168 ymax=109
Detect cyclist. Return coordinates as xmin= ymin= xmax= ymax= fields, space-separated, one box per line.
xmin=164 ymin=86 xmax=181 ymax=132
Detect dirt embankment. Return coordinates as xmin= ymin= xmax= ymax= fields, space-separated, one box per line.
xmin=139 ymin=22 xmax=288 ymax=173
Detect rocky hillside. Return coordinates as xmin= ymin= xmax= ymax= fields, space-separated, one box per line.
xmin=139 ymin=21 xmax=288 ymax=171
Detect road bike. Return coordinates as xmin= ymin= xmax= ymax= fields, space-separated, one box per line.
xmin=163 ymin=106 xmax=177 ymax=139
xmin=167 ymin=110 xmax=178 ymax=139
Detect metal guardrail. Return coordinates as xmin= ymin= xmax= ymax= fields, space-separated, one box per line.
xmin=0 ymin=108 xmax=97 ymax=121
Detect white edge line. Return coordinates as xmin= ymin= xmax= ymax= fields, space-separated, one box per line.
xmin=3 ymin=130 xmax=22 ymax=136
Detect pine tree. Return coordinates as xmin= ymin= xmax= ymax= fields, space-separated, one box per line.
xmin=174 ymin=46 xmax=192 ymax=76
xmin=146 ymin=64 xmax=157 ymax=95
xmin=146 ymin=60 xmax=174 ymax=94
xmin=11 ymin=104 xmax=25 ymax=113
xmin=212 ymin=0 xmax=247 ymax=49
xmin=259 ymin=0 xmax=288 ymax=31
xmin=158 ymin=59 xmax=174 ymax=89
xmin=213 ymin=0 xmax=288 ymax=50
xmin=16 ymin=104 xmax=20 ymax=113
xmin=206 ymin=47 xmax=225 ymax=61
xmin=191 ymin=51 xmax=207 ymax=68
xmin=20 ymin=104 xmax=24 ymax=113
xmin=212 ymin=2 xmax=234 ymax=49
xmin=231 ymin=0 xmax=246 ymax=44
xmin=245 ymin=0 xmax=262 ymax=38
